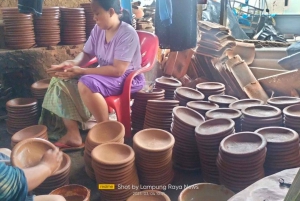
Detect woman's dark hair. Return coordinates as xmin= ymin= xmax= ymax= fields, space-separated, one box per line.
xmin=93 ymin=0 xmax=132 ymax=25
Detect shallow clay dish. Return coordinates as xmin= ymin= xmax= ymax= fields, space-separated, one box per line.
xmin=127 ymin=190 xmax=171 ymax=201
xmin=91 ymin=142 xmax=134 ymax=165
xmin=11 ymin=125 xmax=47 ymax=142
xmin=255 ymin=127 xmax=298 ymax=145
xmin=242 ymin=105 xmax=281 ymax=119
xmin=87 ymin=120 xmax=125 ymax=144
xmin=178 ymin=183 xmax=234 ymax=201
xmin=267 ymin=96 xmax=300 ymax=107
xmin=196 ymin=82 xmax=225 ymax=91
xmin=49 ymin=184 xmax=90 ymax=201
xmin=195 ymin=118 xmax=235 ymax=136
xmin=6 ymin=98 xmax=38 ymax=108
xmin=133 ymin=128 xmax=175 ymax=152
xmin=229 ymin=99 xmax=264 ymax=110
xmin=173 ymin=106 xmax=205 ymax=127
xmin=11 ymin=138 xmax=56 ymax=168
xmin=206 ymin=108 xmax=242 ymax=120
xmin=208 ymin=95 xmax=239 ymax=105
xmin=187 ymin=101 xmax=219 ymax=111
xmin=283 ymin=104 xmax=300 ymax=118
xmin=155 ymin=77 xmax=182 ymax=87
xmin=175 ymin=87 xmax=205 ymax=100
xmin=220 ymin=132 xmax=267 ymax=157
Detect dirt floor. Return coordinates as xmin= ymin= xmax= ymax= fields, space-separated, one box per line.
xmin=0 ymin=118 xmax=203 ymax=201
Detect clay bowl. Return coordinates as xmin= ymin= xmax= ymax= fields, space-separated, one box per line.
xmin=87 ymin=120 xmax=125 ymax=145
xmin=255 ymin=126 xmax=299 ymax=146
xmin=31 ymin=78 xmax=51 ymax=90
xmin=220 ymin=132 xmax=267 ymax=158
xmin=195 ymin=118 xmax=235 ymax=137
xmin=187 ymin=101 xmax=219 ymax=115
xmin=155 ymin=76 xmax=182 ymax=87
xmin=175 ymin=87 xmax=205 ymax=100
xmin=49 ymin=184 xmax=90 ymax=201
xmin=173 ymin=106 xmax=205 ymax=127
xmin=208 ymin=95 xmax=239 ymax=107
xmin=133 ymin=128 xmax=175 ymax=152
xmin=11 ymin=138 xmax=56 ymax=168
xmin=11 ymin=125 xmax=47 ymax=143
xmin=205 ymin=108 xmax=242 ymax=120
xmin=283 ymin=104 xmax=300 ymax=118
xmin=242 ymin=105 xmax=282 ymax=119
xmin=229 ymin=99 xmax=264 ymax=110
xmin=6 ymin=98 xmax=37 ymax=108
xmin=91 ymin=142 xmax=134 ymax=166
xmin=196 ymin=82 xmax=225 ymax=91
xmin=127 ymin=190 xmax=170 ymax=201
xmin=178 ymin=183 xmax=234 ymax=201
xmin=267 ymin=96 xmax=300 ymax=109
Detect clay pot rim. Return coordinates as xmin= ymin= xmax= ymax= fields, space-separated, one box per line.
xmin=267 ymin=96 xmax=300 ymax=106
xmin=53 ymin=153 xmax=71 ymax=176
xmin=229 ymin=98 xmax=264 ymax=110
xmin=208 ymin=94 xmax=239 ymax=104
xmin=136 ymin=88 xmax=165 ymax=95
xmin=133 ymin=128 xmax=175 ymax=152
xmin=196 ymin=82 xmax=225 ymax=91
xmin=283 ymin=104 xmax=300 ymax=118
xmin=91 ymin=142 xmax=134 ymax=165
xmin=187 ymin=100 xmax=219 ymax=110
xmin=11 ymin=138 xmax=57 ymax=168
xmin=175 ymin=87 xmax=205 ymax=100
xmin=172 ymin=106 xmax=205 ymax=127
xmin=31 ymin=78 xmax=51 ymax=89
xmin=242 ymin=105 xmax=281 ymax=119
xmin=49 ymin=184 xmax=90 ymax=200
xmin=155 ymin=76 xmax=182 ymax=87
xmin=6 ymin=98 xmax=37 ymax=108
xmin=206 ymin=108 xmax=242 ymax=119
xmin=195 ymin=118 xmax=235 ymax=136
xmin=11 ymin=125 xmax=47 ymax=142
xmin=255 ymin=126 xmax=299 ymax=144
xmin=178 ymin=183 xmax=235 ymax=201
xmin=220 ymin=132 xmax=267 ymax=157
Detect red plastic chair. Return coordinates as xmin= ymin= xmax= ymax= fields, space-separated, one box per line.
xmin=83 ymin=30 xmax=159 ymax=138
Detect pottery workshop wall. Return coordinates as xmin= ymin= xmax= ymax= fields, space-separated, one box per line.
xmin=0 ymin=0 xmax=90 ymax=8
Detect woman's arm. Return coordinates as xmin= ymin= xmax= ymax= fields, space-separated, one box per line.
xmin=71 ymin=52 xmax=95 ymax=67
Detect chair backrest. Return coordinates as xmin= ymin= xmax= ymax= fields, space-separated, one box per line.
xmin=137 ymin=30 xmax=159 ymax=69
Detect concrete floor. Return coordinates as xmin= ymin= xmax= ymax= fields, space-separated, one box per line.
xmin=0 ymin=119 xmax=203 ymax=201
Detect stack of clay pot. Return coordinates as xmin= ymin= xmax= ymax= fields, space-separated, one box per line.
xmin=195 ymin=118 xmax=235 ymax=184
xmin=267 ymin=96 xmax=300 ymax=110
xmin=155 ymin=76 xmax=182 ymax=99
xmin=174 ymin=87 xmax=205 ymax=106
xmin=131 ymin=88 xmax=165 ymax=132
xmin=11 ymin=125 xmax=48 ymax=148
xmin=84 ymin=120 xmax=125 ymax=180
xmin=229 ymin=99 xmax=264 ymax=111
xmin=11 ymin=138 xmax=71 ymax=194
xmin=92 ymin=142 xmax=139 ymax=201
xmin=60 ymin=7 xmax=86 ymax=45
xmin=6 ymin=98 xmax=39 ymax=134
xmin=80 ymin=3 xmax=95 ymax=37
xmin=35 ymin=153 xmax=71 ymax=194
xmin=1 ymin=7 xmax=35 ymax=49
xmin=127 ymin=190 xmax=171 ymax=201
xmin=255 ymin=127 xmax=300 ymax=174
xmin=171 ymin=106 xmax=205 ymax=170
xmin=34 ymin=7 xmax=60 ymax=46
xmin=196 ymin=82 xmax=225 ymax=100
xmin=133 ymin=128 xmax=175 ymax=186
xmin=208 ymin=95 xmax=239 ymax=108
xmin=217 ymin=132 xmax=267 ymax=192
xmin=187 ymin=101 xmax=219 ymax=116
xmin=241 ymin=105 xmax=282 ymax=132
xmin=31 ymin=78 xmax=51 ymax=109
xmin=283 ymin=104 xmax=300 ymax=133
xmin=206 ymin=108 xmax=242 ymax=132
xmin=143 ymin=99 xmax=179 ymax=132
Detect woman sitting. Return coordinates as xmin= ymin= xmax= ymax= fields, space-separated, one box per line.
xmin=39 ymin=0 xmax=145 ymax=150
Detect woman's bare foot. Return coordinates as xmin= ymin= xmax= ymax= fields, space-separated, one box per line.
xmin=57 ymin=131 xmax=82 ymax=147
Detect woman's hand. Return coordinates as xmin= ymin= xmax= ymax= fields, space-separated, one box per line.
xmin=47 ymin=60 xmax=76 ymax=73
xmin=40 ymin=147 xmax=63 ymax=175
xmin=55 ymin=66 xmax=84 ymax=80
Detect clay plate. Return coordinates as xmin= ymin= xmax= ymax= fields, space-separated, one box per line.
xmin=208 ymin=95 xmax=239 ymax=105
xmin=196 ymin=82 xmax=225 ymax=91
xmin=255 ymin=126 xmax=298 ymax=145
xmin=91 ymin=142 xmax=134 ymax=165
xmin=206 ymin=108 xmax=242 ymax=120
xmin=175 ymin=87 xmax=205 ymax=100
xmin=6 ymin=98 xmax=37 ymax=108
xmin=173 ymin=106 xmax=205 ymax=127
xmin=242 ymin=105 xmax=281 ymax=119
xmin=283 ymin=104 xmax=300 ymax=118
xmin=220 ymin=132 xmax=267 ymax=157
xmin=267 ymin=96 xmax=300 ymax=106
xmin=195 ymin=118 xmax=235 ymax=136
xmin=155 ymin=77 xmax=182 ymax=87
xmin=229 ymin=99 xmax=264 ymax=110
xmin=187 ymin=101 xmax=219 ymax=111
xmin=11 ymin=125 xmax=47 ymax=142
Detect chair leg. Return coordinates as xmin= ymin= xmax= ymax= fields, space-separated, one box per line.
xmin=114 ymin=105 xmax=132 ymax=138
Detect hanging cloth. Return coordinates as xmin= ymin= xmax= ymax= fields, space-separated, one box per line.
xmin=159 ymin=0 xmax=172 ymax=26
xmin=18 ymin=0 xmax=44 ymax=16
xmin=155 ymin=0 xmax=197 ymax=51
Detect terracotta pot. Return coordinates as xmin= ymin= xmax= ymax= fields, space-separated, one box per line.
xmin=49 ymin=184 xmax=90 ymax=201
